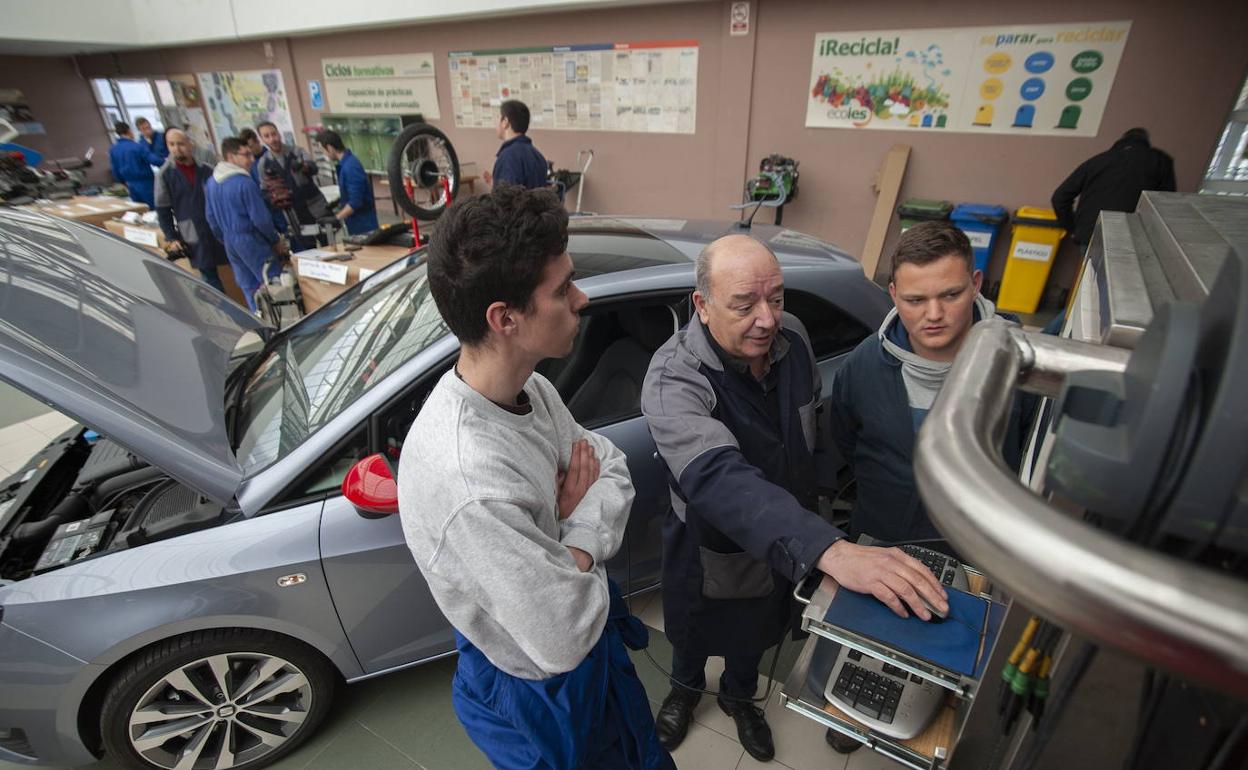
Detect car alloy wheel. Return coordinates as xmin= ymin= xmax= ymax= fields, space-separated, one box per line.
xmin=126 ymin=651 xmax=313 ymax=770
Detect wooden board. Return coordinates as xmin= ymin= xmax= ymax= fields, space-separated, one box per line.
xmin=860 ymin=144 xmax=911 ymax=285
xmin=824 ymin=695 xmax=959 ymax=762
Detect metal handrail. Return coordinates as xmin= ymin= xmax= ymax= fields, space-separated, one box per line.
xmin=914 ymin=319 xmax=1248 ymax=699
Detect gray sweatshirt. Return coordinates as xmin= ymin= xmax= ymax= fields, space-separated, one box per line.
xmin=397 ymin=370 xmax=635 ymax=679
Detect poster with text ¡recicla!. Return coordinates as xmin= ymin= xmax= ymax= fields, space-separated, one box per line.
xmin=806 ymin=21 xmax=1131 ymax=137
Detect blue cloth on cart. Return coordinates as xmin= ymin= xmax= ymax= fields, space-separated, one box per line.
xmin=824 ymin=586 xmax=988 ymax=676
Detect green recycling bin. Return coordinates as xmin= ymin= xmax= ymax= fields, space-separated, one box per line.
xmin=898 ymin=198 xmax=954 ymax=234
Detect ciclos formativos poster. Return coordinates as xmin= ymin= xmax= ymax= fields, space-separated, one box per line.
xmin=805 ymin=21 xmax=1130 ymax=136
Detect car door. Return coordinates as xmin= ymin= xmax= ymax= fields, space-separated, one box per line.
xmin=317 ymin=292 xmax=687 ymax=676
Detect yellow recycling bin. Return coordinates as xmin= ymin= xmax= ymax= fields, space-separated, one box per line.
xmin=996 ymin=206 xmax=1066 ymax=314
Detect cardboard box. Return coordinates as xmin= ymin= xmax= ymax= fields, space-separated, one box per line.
xmin=28 ymin=195 xmax=149 ymax=228
xmin=103 ymin=218 xmax=167 ymax=256
xmin=294 ymin=244 xmax=412 ymax=312
xmin=102 ymin=218 xmax=249 ymax=309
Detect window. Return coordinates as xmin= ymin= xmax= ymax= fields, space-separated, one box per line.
xmin=280 ymin=427 xmax=370 ymax=503
xmin=90 ymin=77 xmax=175 ymax=139
xmin=537 ymin=295 xmax=685 ymax=427
xmin=1201 ymin=70 xmax=1248 ymax=196
xmin=784 ymin=290 xmax=872 ymax=359
xmin=234 ymin=253 xmax=448 ymax=475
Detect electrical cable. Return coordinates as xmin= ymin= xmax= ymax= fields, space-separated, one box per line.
xmin=623 ymin=530 xmax=785 ymax=706
xmin=1013 ymin=641 xmax=1099 ymax=770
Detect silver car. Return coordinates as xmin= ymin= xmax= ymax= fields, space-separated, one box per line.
xmin=0 ymin=207 xmax=889 ymax=769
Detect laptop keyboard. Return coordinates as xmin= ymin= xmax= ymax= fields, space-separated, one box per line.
xmin=900 ymin=544 xmax=961 ymax=587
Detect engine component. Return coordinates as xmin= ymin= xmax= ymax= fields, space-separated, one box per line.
xmin=33 ymin=514 xmax=109 ymax=573
xmin=123 ymin=479 xmax=221 ymax=546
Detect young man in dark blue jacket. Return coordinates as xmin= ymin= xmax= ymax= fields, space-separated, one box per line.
xmin=641 ymin=235 xmax=947 ymax=761
xmin=316 ymin=129 xmax=379 ymax=235
xmin=154 ymin=129 xmax=228 ymax=293
xmin=829 ymin=221 xmax=1034 ymax=547
xmin=484 ymin=100 xmax=549 ymax=190
xmin=822 ymin=222 xmax=1035 ymax=751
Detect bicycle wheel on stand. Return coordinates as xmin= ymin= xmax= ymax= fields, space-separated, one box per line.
xmin=387 ymin=123 xmax=460 ymax=221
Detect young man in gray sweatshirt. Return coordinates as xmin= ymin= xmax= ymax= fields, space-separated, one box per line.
xmin=397 ymin=186 xmax=674 ymax=770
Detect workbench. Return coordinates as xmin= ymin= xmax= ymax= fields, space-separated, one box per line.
xmin=292 ymin=243 xmax=414 ymax=312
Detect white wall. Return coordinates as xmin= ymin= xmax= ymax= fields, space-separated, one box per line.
xmin=0 ymin=0 xmax=684 ymax=52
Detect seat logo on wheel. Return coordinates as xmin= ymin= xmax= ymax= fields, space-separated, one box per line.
xmin=216 ymin=705 xmax=237 ymax=718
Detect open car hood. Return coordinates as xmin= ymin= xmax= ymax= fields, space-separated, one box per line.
xmin=0 ymin=208 xmax=266 ymax=505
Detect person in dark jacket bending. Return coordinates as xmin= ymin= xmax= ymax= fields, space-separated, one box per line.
xmin=154 ymin=129 xmax=228 ymax=293
xmin=316 ymin=129 xmax=379 ymax=235
xmin=483 ymin=100 xmax=549 ymax=190
xmin=641 ymin=235 xmax=947 ymax=762
xmin=1051 ymin=127 xmax=1176 ymax=249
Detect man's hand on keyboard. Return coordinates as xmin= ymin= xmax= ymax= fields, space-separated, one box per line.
xmin=817 ymin=540 xmax=949 ymax=620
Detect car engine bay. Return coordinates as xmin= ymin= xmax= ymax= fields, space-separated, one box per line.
xmin=0 ymin=425 xmax=225 ymax=583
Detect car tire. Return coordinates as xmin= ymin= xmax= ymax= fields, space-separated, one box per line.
xmin=100 ymin=628 xmax=338 ymax=770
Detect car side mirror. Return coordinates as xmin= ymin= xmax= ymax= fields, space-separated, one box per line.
xmin=342 ymin=453 xmax=399 ymax=515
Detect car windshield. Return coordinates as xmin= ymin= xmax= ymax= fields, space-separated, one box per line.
xmin=230 ymin=220 xmax=689 ymax=475
xmin=234 ymin=253 xmax=446 ymax=474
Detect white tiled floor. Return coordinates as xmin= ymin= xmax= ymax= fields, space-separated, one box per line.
xmin=630 ymin=590 xmax=917 ymax=770
xmin=0 ymin=411 xmax=75 ymax=477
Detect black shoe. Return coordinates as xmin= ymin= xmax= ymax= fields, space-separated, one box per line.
xmin=655 ymin=686 xmax=701 ymax=751
xmin=718 ymin=696 xmax=774 ymax=762
xmin=825 ymin=727 xmax=863 ymax=754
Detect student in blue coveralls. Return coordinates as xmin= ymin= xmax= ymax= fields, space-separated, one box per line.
xmin=204 ymin=137 xmax=288 ymax=311
xmin=482 ymin=100 xmax=549 ymax=190
xmin=397 ymin=186 xmax=673 ymax=770
xmin=135 ymin=117 xmax=169 ymax=164
xmin=316 ymin=129 xmax=379 ymax=235
xmin=108 ymin=121 xmax=161 ymax=208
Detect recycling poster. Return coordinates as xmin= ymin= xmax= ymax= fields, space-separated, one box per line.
xmin=805 ymin=21 xmax=1130 ymax=136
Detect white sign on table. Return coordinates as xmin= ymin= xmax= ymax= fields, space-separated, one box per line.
xmin=123 ymin=226 xmax=160 ymax=247
xmin=298 ymin=258 xmax=350 ymax=285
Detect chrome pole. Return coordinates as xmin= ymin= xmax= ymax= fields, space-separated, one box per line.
xmin=914 ymin=319 xmax=1248 ymax=699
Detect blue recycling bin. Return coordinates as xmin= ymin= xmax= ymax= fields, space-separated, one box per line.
xmin=950 ymin=203 xmax=1008 ymax=273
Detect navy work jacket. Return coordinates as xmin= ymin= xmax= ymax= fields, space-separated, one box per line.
xmin=642 ymin=315 xmax=844 ymax=657
xmin=493 ymin=135 xmax=549 ymax=190
xmin=335 ymin=150 xmax=379 ymax=234
xmin=154 ymin=160 xmax=227 ymax=271
xmin=108 ymin=138 xmax=158 ymax=207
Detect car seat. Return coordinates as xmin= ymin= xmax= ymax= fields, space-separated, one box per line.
xmin=567 ymin=305 xmax=677 ymax=423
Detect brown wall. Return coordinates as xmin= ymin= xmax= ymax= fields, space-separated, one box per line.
xmin=1 ymin=55 xmax=113 ymax=183
xmin=747 ymin=0 xmax=1248 ymax=289
xmin=26 ymin=0 xmax=1248 ymax=297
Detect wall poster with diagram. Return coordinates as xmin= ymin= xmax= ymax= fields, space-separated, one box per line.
xmin=197 ymin=69 xmax=297 ymax=148
xmin=449 ymin=40 xmax=698 ymax=134
xmin=806 ymin=21 xmax=1130 ymax=136
xmin=165 ymin=75 xmax=216 ymax=154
